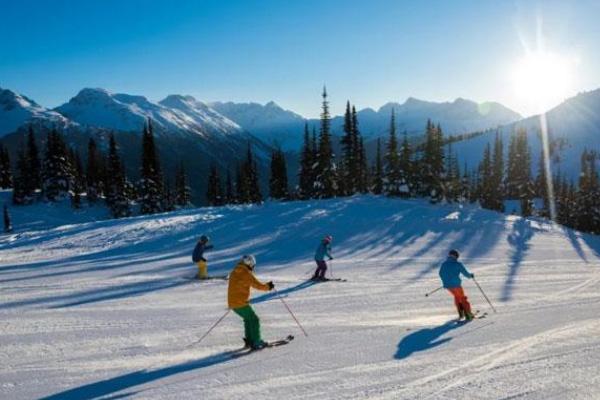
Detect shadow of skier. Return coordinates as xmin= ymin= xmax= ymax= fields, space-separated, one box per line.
xmin=395 ymin=320 xmax=465 ymax=360
xmin=39 ymin=348 xmax=249 ymax=400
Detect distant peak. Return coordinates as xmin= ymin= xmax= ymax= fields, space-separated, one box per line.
xmin=265 ymin=101 xmax=280 ymax=108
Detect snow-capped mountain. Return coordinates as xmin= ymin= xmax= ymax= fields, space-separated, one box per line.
xmin=334 ymin=97 xmax=521 ymax=139
xmin=55 ymin=88 xmax=244 ymax=137
xmin=451 ymin=88 xmax=600 ymax=179
xmin=210 ymin=101 xmax=306 ymax=149
xmin=0 ymin=88 xmax=70 ymax=137
xmin=210 ymin=97 xmax=521 ymax=151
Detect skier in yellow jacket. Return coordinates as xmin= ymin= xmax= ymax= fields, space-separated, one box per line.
xmin=228 ymin=255 xmax=274 ymax=350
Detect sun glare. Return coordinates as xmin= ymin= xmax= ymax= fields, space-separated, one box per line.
xmin=511 ymin=51 xmax=575 ymax=114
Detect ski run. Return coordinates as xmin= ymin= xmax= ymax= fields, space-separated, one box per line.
xmin=2 ymin=195 xmax=600 ymax=399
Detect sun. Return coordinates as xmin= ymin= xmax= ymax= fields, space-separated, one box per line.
xmin=511 ymin=51 xmax=575 ymax=114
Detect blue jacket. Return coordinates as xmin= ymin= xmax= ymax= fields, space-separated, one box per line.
xmin=192 ymin=242 xmax=213 ymax=263
xmin=314 ymin=242 xmax=332 ymax=261
xmin=439 ymin=257 xmax=473 ymax=288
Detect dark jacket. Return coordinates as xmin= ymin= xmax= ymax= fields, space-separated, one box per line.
xmin=192 ymin=242 xmax=214 ymax=263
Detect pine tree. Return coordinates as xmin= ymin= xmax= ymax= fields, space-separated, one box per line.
xmin=42 ymin=130 xmax=73 ymax=201
xmin=576 ymin=149 xmax=600 ymax=233
xmin=298 ymin=123 xmax=314 ymax=199
xmin=25 ymin=126 xmax=42 ymax=195
xmin=505 ymin=129 xmax=534 ymax=216
xmin=138 ymin=119 xmax=164 ymax=214
xmin=478 ymin=143 xmax=493 ymax=209
xmin=399 ymin=131 xmax=413 ymax=196
xmin=86 ymin=138 xmax=103 ymax=203
xmin=174 ymin=162 xmax=192 ymax=207
xmin=70 ymin=150 xmax=85 ymax=209
xmin=105 ymin=134 xmax=131 ymax=218
xmin=372 ymin=138 xmax=384 ymax=194
xmin=314 ymin=87 xmax=337 ymax=198
xmin=162 ymin=177 xmax=175 ymax=212
xmin=444 ymin=143 xmax=460 ymax=202
xmin=224 ymin=169 xmax=234 ymax=204
xmin=489 ymin=132 xmax=505 ymax=212
xmin=12 ymin=146 xmax=28 ymax=205
xmin=0 ymin=144 xmax=12 ymax=189
xmin=421 ymin=120 xmax=445 ymax=202
xmin=384 ymin=109 xmax=402 ymax=195
xmin=3 ymin=204 xmax=12 ymax=233
xmin=339 ymin=101 xmax=354 ymax=196
xmin=206 ymin=164 xmax=223 ymax=206
xmin=357 ymin=134 xmax=369 ymax=193
xmin=269 ymin=148 xmax=289 ymax=200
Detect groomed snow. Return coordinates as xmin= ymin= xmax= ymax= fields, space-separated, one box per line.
xmin=1 ymin=196 xmax=600 ymax=399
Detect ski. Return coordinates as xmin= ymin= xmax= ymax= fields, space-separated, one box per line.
xmin=310 ymin=278 xmax=347 ymax=282
xmin=249 ymin=335 xmax=295 ymax=351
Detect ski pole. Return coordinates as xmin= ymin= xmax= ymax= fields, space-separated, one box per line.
xmin=328 ymin=259 xmax=334 ymax=279
xmin=425 ymin=286 xmax=443 ymax=297
xmin=473 ymin=277 xmax=497 ymax=313
xmin=194 ymin=309 xmax=231 ymax=346
xmin=274 ymin=288 xmax=308 ymax=337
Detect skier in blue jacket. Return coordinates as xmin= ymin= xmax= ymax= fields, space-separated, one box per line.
xmin=192 ymin=235 xmax=213 ymax=279
xmin=439 ymin=249 xmax=475 ymax=320
xmin=311 ymin=235 xmax=333 ymax=281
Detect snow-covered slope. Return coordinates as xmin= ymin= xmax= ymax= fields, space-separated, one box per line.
xmin=0 ymin=88 xmax=70 ymax=137
xmin=452 ymin=88 xmax=600 ymax=179
xmin=55 ymin=88 xmax=243 ymax=137
xmin=2 ymin=196 xmax=600 ymax=399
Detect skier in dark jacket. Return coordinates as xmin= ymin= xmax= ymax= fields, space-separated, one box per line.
xmin=311 ymin=235 xmax=333 ymax=281
xmin=439 ymin=249 xmax=475 ymax=320
xmin=192 ymin=235 xmax=213 ymax=279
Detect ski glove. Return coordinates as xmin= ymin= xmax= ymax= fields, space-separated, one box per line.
xmin=470 ymin=273 xmax=475 ymax=278
xmin=329 ymin=257 xmax=334 ymax=260
xmin=267 ymin=281 xmax=275 ymax=290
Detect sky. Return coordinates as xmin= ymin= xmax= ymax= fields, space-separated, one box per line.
xmin=1 ymin=0 xmax=599 ymax=118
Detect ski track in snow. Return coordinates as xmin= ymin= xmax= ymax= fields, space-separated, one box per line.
xmin=1 ymin=196 xmax=600 ymax=399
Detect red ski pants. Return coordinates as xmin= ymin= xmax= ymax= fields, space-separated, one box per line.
xmin=447 ymin=287 xmax=472 ymax=314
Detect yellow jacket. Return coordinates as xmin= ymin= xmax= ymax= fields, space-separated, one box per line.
xmin=228 ymin=262 xmax=270 ymax=309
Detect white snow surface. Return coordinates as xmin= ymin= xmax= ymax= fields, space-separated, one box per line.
xmin=1 ymin=196 xmax=600 ymax=399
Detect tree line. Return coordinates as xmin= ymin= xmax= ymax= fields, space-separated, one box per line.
xmin=1 ymin=88 xmax=599 ymax=236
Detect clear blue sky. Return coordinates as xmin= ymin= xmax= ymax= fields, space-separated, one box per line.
xmin=1 ymin=0 xmax=599 ymax=118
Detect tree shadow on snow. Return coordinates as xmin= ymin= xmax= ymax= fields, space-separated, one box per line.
xmin=395 ymin=320 xmax=465 ymax=360
xmin=39 ymin=349 xmax=247 ymax=400
xmin=501 ymin=218 xmax=534 ymax=302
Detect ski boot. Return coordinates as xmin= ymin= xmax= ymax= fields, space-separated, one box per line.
xmin=251 ymin=340 xmax=268 ymax=351
xmin=464 ymin=311 xmax=475 ymax=321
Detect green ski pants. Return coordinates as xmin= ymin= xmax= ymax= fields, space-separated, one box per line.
xmin=233 ymin=305 xmax=262 ymax=345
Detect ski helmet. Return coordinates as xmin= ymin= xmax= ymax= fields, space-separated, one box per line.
xmin=200 ymin=235 xmax=209 ymax=243
xmin=449 ymin=249 xmax=460 ymax=259
xmin=323 ymin=235 xmax=333 ymax=244
xmin=242 ymin=254 xmax=256 ymax=268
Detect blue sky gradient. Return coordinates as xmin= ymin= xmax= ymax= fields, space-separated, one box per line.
xmin=1 ymin=0 xmax=598 ymax=117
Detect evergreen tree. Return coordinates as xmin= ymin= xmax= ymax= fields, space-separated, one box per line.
xmin=506 ymin=129 xmax=534 ymax=216
xmin=269 ymin=148 xmax=289 ymax=199
xmin=478 ymin=143 xmax=493 ymax=209
xmin=444 ymin=143 xmax=460 ymax=202
xmin=86 ymin=138 xmax=102 ymax=203
xmin=298 ymin=123 xmax=314 ymax=199
xmin=206 ymin=164 xmax=223 ymax=206
xmin=3 ymin=204 xmax=12 ymax=233
xmin=339 ymin=101 xmax=354 ymax=195
xmin=25 ymin=126 xmax=42 ymax=195
xmin=421 ymin=120 xmax=445 ymax=202
xmin=70 ymin=150 xmax=85 ymax=209
xmin=399 ymin=131 xmax=413 ymax=196
xmin=12 ymin=146 xmax=29 ymax=204
xmin=105 ymin=134 xmax=131 ymax=218
xmin=489 ymin=132 xmax=505 ymax=212
xmin=372 ymin=138 xmax=384 ymax=194
xmin=138 ymin=119 xmax=164 ymax=214
xmin=174 ymin=162 xmax=192 ymax=207
xmin=236 ymin=144 xmax=262 ymax=204
xmin=224 ymin=169 xmax=234 ymax=204
xmin=384 ymin=109 xmax=402 ymax=195
xmin=576 ymin=150 xmax=600 ymax=233
xmin=357 ymin=134 xmax=369 ymax=193
xmin=0 ymin=144 xmax=12 ymax=188
xmin=42 ymin=130 xmax=73 ymax=201
xmin=314 ymin=87 xmax=337 ymax=198
xmin=162 ymin=177 xmax=175 ymax=212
